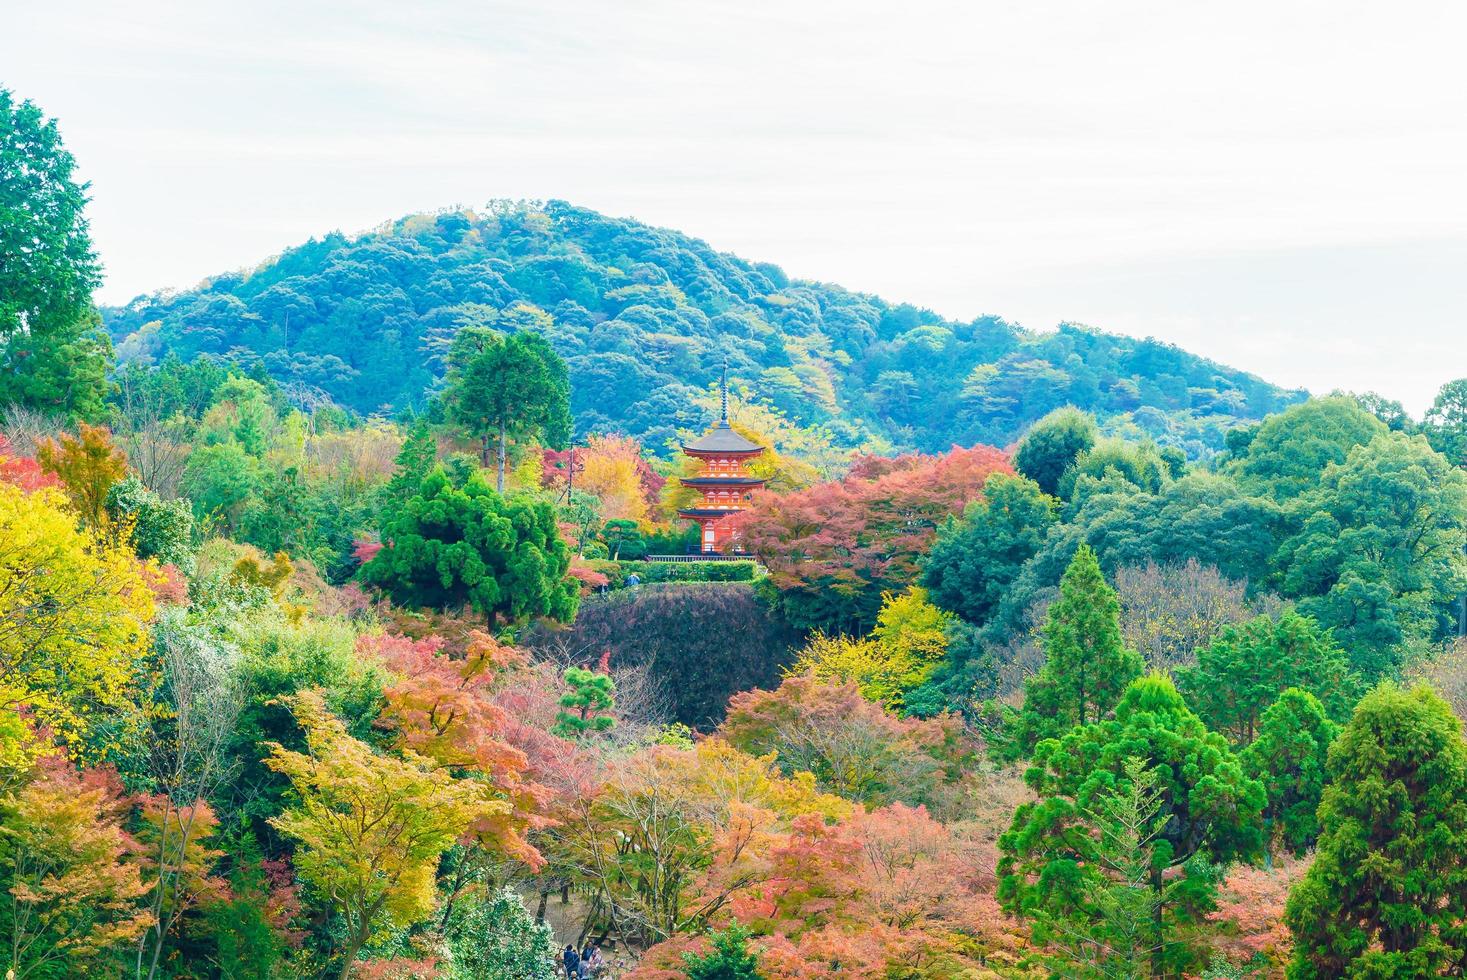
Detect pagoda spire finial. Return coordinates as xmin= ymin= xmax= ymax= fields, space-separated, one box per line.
xmin=720 ymin=355 xmax=729 ymax=424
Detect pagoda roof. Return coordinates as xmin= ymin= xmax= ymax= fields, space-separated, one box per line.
xmin=681 ymin=421 xmax=764 ymax=455
xmin=680 ymin=476 xmax=767 ymax=487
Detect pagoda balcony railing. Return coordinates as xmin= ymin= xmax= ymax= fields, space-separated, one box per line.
xmin=642 ymin=553 xmax=751 ymax=563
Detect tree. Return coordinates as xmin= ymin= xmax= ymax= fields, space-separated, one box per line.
xmin=1176 ymin=612 xmax=1355 ymax=745
xmin=1013 ymin=406 xmax=1098 ymax=496
xmin=0 ymin=89 xmax=111 ymax=421
xmin=382 ymin=420 xmax=437 ymax=504
xmin=0 ymin=482 xmax=156 ymax=750
xmin=997 ymin=546 xmax=1145 ymax=760
xmin=787 ymin=587 xmax=953 ymax=710
xmin=1235 ymin=396 xmax=1385 ymax=500
xmin=1239 ymin=689 xmax=1338 ymax=856
xmin=106 ymin=476 xmax=196 ymax=571
xmin=36 ymin=422 xmax=128 ymax=528
xmin=264 ymin=691 xmax=498 ymax=980
xmin=601 ymin=518 xmax=645 ymax=561
xmin=360 ymin=468 xmax=578 ymax=626
xmin=999 ymin=675 xmax=1266 ymax=978
xmin=683 ymin=925 xmax=765 ymax=980
xmin=1276 ymin=432 xmax=1467 ymax=677
xmin=922 ymin=472 xmax=1057 ymax=625
xmin=1284 ymin=683 xmax=1467 ymax=978
xmin=736 ymin=444 xmax=1013 ymax=632
xmin=552 ymin=666 xmax=615 ymax=738
xmin=1114 ymin=560 xmax=1261 ymax=672
xmin=445 ymin=328 xmax=571 ymax=493
xmin=0 ymin=757 xmax=153 ymax=979
xmin=719 ymin=673 xmax=973 ymax=816
xmin=443 ymin=887 xmax=558 ymax=979
xmin=1422 ymin=378 xmax=1467 ymax=467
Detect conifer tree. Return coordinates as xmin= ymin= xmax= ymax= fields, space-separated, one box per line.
xmin=552 ymin=666 xmax=615 ymax=738
xmin=996 ymin=545 xmax=1144 ymax=759
xmin=1239 ymin=688 xmax=1339 ymax=855
xmin=999 ymin=674 xmax=1265 ymax=978
xmin=1285 ymin=683 xmax=1467 ymax=978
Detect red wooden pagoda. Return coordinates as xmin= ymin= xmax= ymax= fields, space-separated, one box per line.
xmin=677 ymin=368 xmax=766 ymax=554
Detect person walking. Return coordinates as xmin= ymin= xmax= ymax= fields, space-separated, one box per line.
xmin=586 ymin=944 xmax=607 ymax=977
xmin=578 ymin=944 xmax=593 ymax=979
xmin=562 ymin=944 xmax=580 ymax=980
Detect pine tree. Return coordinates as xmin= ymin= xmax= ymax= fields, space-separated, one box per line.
xmin=999 ymin=674 xmax=1264 ymax=978
xmin=996 ymin=545 xmax=1144 ymax=759
xmin=1285 ymin=683 xmax=1467 ymax=978
xmin=551 ymin=666 xmax=615 ymax=738
xmin=683 ymin=925 xmax=765 ymax=980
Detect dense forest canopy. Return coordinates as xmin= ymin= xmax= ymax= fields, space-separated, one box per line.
xmin=103 ymin=202 xmax=1305 ymax=457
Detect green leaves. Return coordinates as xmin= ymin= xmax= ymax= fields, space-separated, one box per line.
xmin=1285 ymin=683 xmax=1467 ymax=978
xmin=359 ymin=467 xmax=577 ymax=626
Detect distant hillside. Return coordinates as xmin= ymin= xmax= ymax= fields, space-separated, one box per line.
xmin=103 ymin=201 xmax=1305 ymax=456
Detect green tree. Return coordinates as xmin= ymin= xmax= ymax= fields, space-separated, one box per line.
xmin=360 ymin=469 xmax=578 ymax=626
xmin=1276 ymin=432 xmax=1467 ymax=677
xmin=999 ymin=674 xmax=1265 ymax=978
xmin=1284 ymin=683 xmax=1467 ymax=978
xmin=1238 ymin=689 xmax=1339 ymax=856
xmin=1175 ymin=612 xmax=1355 ymax=745
xmin=997 ymin=545 xmax=1144 ymax=760
xmin=383 ymin=420 xmax=437 ymax=504
xmin=551 ymin=666 xmax=615 ymax=738
xmin=922 ymin=472 xmax=1056 ymax=625
xmin=1013 ymin=406 xmax=1098 ymax=496
xmin=1235 ymin=396 xmax=1385 ymax=500
xmin=1423 ymin=378 xmax=1467 ymax=467
xmin=0 ymin=89 xmax=111 ymax=421
xmin=601 ymin=518 xmax=645 ymax=561
xmin=444 ymin=887 xmax=558 ymax=979
xmin=445 ymin=328 xmax=572 ymax=492
xmin=683 ymin=925 xmax=765 ymax=980
xmin=106 ymin=475 xmax=196 ymax=571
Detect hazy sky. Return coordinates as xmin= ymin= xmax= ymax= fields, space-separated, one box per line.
xmin=7 ymin=1 xmax=1467 ymax=414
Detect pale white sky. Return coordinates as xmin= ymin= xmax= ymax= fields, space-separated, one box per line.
xmin=7 ymin=1 xmax=1467 ymax=414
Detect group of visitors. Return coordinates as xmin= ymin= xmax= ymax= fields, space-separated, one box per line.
xmin=562 ymin=942 xmax=607 ymax=979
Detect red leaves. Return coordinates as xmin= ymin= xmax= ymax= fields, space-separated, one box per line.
xmin=0 ymin=435 xmax=57 ymax=492
xmin=733 ymin=444 xmax=1012 ymax=625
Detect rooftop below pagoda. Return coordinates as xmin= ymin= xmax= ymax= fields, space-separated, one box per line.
xmin=680 ymin=420 xmax=764 ymax=455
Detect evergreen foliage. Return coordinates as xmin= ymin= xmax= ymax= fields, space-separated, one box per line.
xmin=996 ymin=545 xmax=1144 ymax=760
xmin=1284 ymin=683 xmax=1467 ymax=978
xmin=104 ymin=203 xmax=1304 ymax=456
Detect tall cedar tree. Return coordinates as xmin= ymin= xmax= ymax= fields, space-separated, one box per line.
xmin=999 ymin=674 xmax=1266 ymax=978
xmin=444 ymin=328 xmax=571 ymax=492
xmin=1238 ymin=688 xmax=1339 ymax=856
xmin=996 ymin=545 xmax=1144 ymax=760
xmin=1175 ymin=612 xmax=1355 ymax=745
xmin=0 ymin=89 xmax=111 ymax=421
xmin=1284 ymin=683 xmax=1467 ymax=979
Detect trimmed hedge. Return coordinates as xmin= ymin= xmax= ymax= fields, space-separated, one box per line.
xmin=589 ymin=559 xmax=760 ymax=589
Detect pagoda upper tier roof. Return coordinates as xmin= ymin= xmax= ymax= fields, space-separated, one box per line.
xmin=681 ymin=421 xmax=764 ymax=455
xmin=680 ymin=476 xmax=767 ymax=487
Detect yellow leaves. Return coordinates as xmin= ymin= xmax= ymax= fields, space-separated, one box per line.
xmin=788 ymin=587 xmax=952 ymax=709
xmin=0 ymin=483 xmax=155 ymax=752
xmin=264 ymin=690 xmax=505 ymax=939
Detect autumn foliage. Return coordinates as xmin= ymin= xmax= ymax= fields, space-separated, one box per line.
xmin=733 ymin=443 xmax=1012 ymax=630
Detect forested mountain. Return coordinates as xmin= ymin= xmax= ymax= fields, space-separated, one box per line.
xmin=104 ymin=201 xmax=1304 ymax=456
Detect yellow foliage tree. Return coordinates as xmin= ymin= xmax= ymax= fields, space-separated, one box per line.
xmin=0 ymin=484 xmax=157 ymax=752
xmin=577 ymin=434 xmax=649 ymax=524
xmin=264 ymin=691 xmax=503 ymax=980
xmin=788 ymin=587 xmax=953 ymax=709
xmin=35 ymin=423 xmax=128 ymax=528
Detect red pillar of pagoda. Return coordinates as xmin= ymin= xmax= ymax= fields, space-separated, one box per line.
xmin=677 ymin=374 xmax=766 ymax=554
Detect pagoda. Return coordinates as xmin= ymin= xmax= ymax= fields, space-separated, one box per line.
xmin=677 ymin=366 xmax=766 ymax=554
